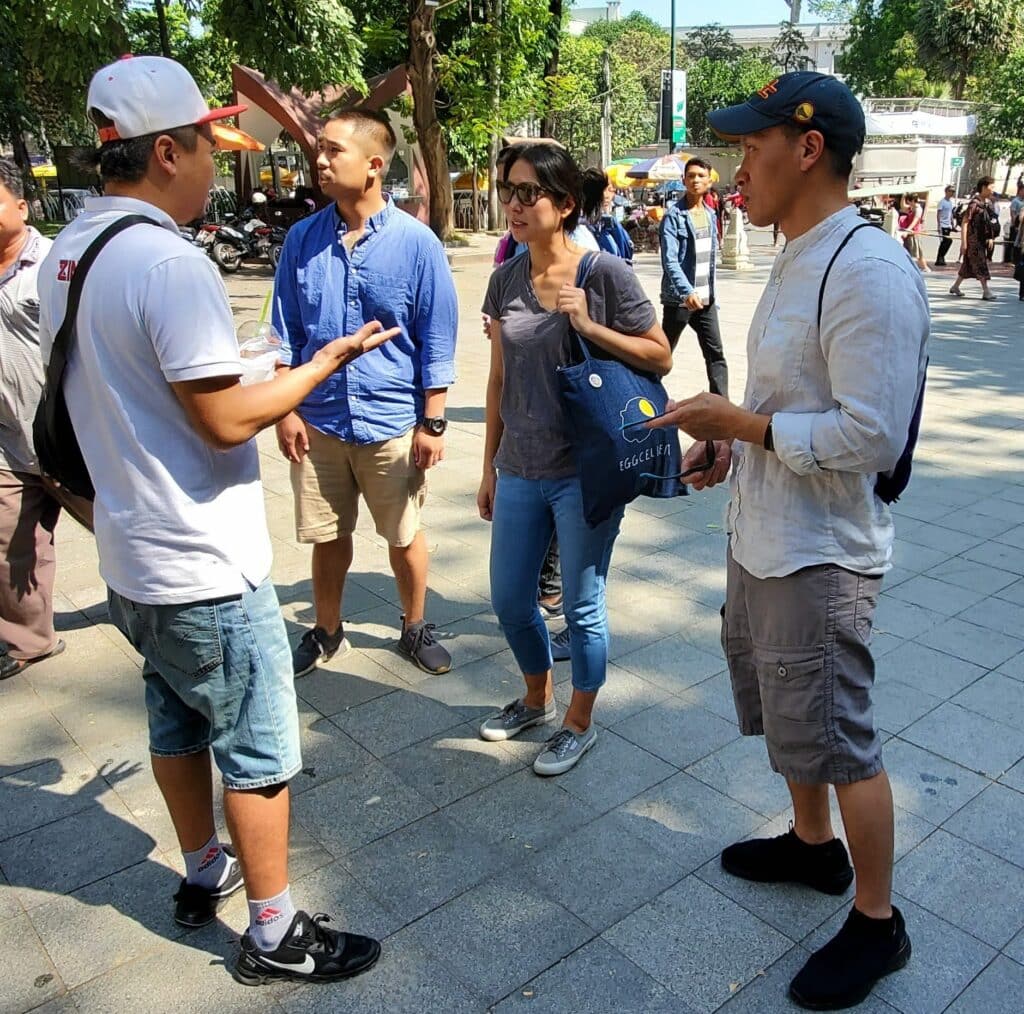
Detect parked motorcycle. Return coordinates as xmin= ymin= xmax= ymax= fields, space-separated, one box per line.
xmin=210 ymin=217 xmax=287 ymax=274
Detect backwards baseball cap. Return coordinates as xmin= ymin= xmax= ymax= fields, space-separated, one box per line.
xmin=707 ymin=71 xmax=865 ymax=160
xmin=87 ymin=55 xmax=258 ymax=149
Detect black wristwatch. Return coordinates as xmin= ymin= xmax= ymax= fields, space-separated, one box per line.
xmin=419 ymin=416 xmax=447 ymax=436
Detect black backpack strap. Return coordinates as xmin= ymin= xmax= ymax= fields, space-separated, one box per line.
xmin=45 ymin=214 xmax=158 ymax=392
xmin=816 ymin=222 xmax=876 ymax=331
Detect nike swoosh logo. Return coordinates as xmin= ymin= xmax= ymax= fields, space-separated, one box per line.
xmin=258 ymin=954 xmax=316 ymax=975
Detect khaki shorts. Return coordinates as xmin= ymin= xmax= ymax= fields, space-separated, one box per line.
xmin=291 ymin=425 xmax=426 ymax=547
xmin=721 ymin=546 xmax=883 ymax=786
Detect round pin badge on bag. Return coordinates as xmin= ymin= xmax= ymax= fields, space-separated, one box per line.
xmin=588 ymin=374 xmax=603 ymax=388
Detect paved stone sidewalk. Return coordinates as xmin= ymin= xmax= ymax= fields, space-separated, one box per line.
xmin=3 ymin=235 xmax=1024 ymax=1013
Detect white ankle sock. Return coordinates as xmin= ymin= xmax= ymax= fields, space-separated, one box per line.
xmin=182 ymin=834 xmax=230 ymax=890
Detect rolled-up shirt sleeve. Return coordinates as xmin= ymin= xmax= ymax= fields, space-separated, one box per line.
xmin=771 ymin=256 xmax=929 ymax=477
xmin=414 ymin=240 xmax=458 ymax=389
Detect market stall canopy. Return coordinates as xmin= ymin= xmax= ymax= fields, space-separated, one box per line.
xmin=451 ymin=171 xmax=487 ymax=191
xmin=627 ymin=155 xmax=719 ymax=183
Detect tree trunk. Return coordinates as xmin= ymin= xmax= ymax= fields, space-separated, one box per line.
xmin=471 ymin=155 xmax=480 ymax=232
xmin=408 ymin=1 xmax=454 ymax=240
xmin=539 ymin=0 xmax=563 ymax=138
xmin=487 ymin=0 xmax=504 ymax=231
xmin=6 ymin=111 xmax=37 ymax=204
xmin=154 ymin=0 xmax=172 ymax=58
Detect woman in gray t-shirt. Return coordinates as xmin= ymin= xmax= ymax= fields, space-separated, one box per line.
xmin=476 ymin=143 xmax=672 ymax=777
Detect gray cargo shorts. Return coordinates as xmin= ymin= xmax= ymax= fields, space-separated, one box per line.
xmin=721 ymin=547 xmax=884 ymax=786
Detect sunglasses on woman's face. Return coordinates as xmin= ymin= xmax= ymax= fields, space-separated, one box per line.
xmin=497 ymin=181 xmax=549 ymax=207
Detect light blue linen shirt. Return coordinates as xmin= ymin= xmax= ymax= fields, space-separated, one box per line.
xmin=728 ymin=206 xmax=930 ymax=579
xmin=273 ymin=197 xmax=458 ymax=444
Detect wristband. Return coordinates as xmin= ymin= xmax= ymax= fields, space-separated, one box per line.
xmin=763 ymin=416 xmax=774 ymax=452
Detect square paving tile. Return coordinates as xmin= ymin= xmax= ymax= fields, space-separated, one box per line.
xmin=895 ymin=829 xmax=1024 ymax=948
xmin=399 ymin=872 xmax=593 ymax=1004
xmin=612 ymin=635 xmax=726 ymax=694
xmin=957 ymin=598 xmax=1024 ymax=639
xmin=952 ymin=671 xmax=1024 ymax=730
xmin=1001 ymin=758 xmax=1024 ymax=793
xmin=521 ymin=811 xmax=687 ymax=933
xmin=289 ymin=717 xmax=375 ymax=797
xmin=914 ymin=616 xmax=1024 ymax=671
xmin=804 ymin=894 xmax=995 ymax=1014
xmin=281 ymin=925 xmax=486 ymax=1013
xmin=613 ymin=773 xmax=764 ymax=874
xmin=491 ymin=937 xmax=688 ymax=1013
xmin=943 ymin=783 xmax=1024 ymax=869
xmin=884 ymin=738 xmax=989 ymax=824
xmin=873 ymin=678 xmax=943 ymax=735
xmin=935 ymin=508 xmax=1016 ymax=539
xmin=414 ymin=650 xmax=523 ymax=722
xmin=381 ymin=721 xmax=525 ymax=808
xmin=926 ymin=556 xmax=1019 ymax=595
xmin=444 ymin=768 xmax=599 ymax=859
xmin=613 ymin=696 xmax=739 ymax=770
xmin=25 ymin=857 xmax=184 ymax=989
xmin=873 ymin=596 xmax=945 ymax=641
xmin=290 ymin=761 xmax=436 ymax=857
xmin=884 ymin=576 xmax=988 ymax=617
xmin=604 ymin=875 xmax=792 ymax=1013
xmin=340 ymin=811 xmax=506 ymax=925
xmin=0 ymin=911 xmax=64 ymax=1012
xmin=685 ymin=735 xmax=793 ymax=819
xmin=550 ymin=730 xmax=676 ymax=812
xmin=330 ymin=688 xmax=462 ymax=758
xmin=0 ymin=710 xmax=78 ymax=777
xmin=680 ymin=671 xmax=741 ymax=723
xmin=293 ymin=651 xmax=403 ymax=717
xmin=901 ymin=703 xmax=1024 ymax=778
xmin=998 ymin=578 xmax=1024 ymax=606
xmin=945 ymin=955 xmax=1024 ymax=1014
xmin=0 ymin=798 xmax=157 ymax=909
xmin=962 ymin=540 xmax=1024 ymax=577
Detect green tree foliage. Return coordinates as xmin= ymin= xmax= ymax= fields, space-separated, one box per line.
xmin=771 ymin=21 xmax=811 ymax=71
xmin=583 ymin=14 xmax=670 ymax=100
xmin=916 ymin=0 xmax=1023 ymax=100
xmin=973 ymin=46 xmax=1024 ymax=163
xmin=684 ymin=24 xmax=743 ymax=63
xmin=685 ymin=51 xmax=780 ymax=146
xmin=546 ymin=34 xmax=654 ymax=161
xmin=808 ymin=0 xmax=856 ymax=19
xmin=209 ymin=0 xmax=365 ymax=94
xmin=840 ymin=1 xmax=941 ymax=98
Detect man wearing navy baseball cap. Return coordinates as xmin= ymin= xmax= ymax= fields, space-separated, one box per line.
xmin=648 ymin=72 xmax=929 ymax=1009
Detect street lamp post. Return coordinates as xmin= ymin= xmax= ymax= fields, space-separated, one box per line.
xmin=669 ymin=1 xmax=676 ymax=153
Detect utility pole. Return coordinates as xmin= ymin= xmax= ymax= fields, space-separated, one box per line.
xmin=600 ymin=49 xmax=612 ymax=167
xmin=785 ymin=0 xmax=801 ymax=23
xmin=668 ymin=0 xmax=676 ymax=154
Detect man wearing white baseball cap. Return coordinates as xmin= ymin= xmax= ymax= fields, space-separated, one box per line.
xmin=37 ymin=56 xmax=395 ymax=986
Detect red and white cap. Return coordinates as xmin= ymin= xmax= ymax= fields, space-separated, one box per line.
xmin=87 ymin=55 xmax=250 ymax=145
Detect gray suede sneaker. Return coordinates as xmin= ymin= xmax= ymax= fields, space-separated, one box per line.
xmin=479 ymin=698 xmax=557 ymax=742
xmin=533 ymin=725 xmax=597 ymax=776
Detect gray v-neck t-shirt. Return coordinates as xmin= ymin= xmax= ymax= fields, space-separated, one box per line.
xmin=482 ymin=251 xmax=656 ymax=479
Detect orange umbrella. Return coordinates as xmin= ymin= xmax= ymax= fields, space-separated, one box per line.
xmin=213 ymin=123 xmax=263 ymax=151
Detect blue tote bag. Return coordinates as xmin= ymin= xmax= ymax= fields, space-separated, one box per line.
xmin=557 ymin=253 xmax=697 ymax=527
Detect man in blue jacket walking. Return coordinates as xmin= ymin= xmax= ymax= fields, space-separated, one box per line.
xmin=659 ymin=157 xmax=729 ymax=398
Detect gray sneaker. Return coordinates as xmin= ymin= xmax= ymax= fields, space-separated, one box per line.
xmin=533 ymin=725 xmax=597 ymax=776
xmin=479 ymin=698 xmax=557 ymax=742
xmin=550 ymin=626 xmax=570 ymax=663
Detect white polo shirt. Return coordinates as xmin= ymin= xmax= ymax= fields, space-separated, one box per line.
xmin=37 ymin=196 xmax=273 ymax=605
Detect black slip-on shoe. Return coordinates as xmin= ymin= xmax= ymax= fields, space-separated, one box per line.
xmin=790 ymin=905 xmax=911 ymax=1010
xmin=721 ymin=826 xmax=854 ymax=896
xmin=234 ymin=910 xmax=381 ymax=986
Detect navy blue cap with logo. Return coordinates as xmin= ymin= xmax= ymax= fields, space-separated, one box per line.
xmin=707 ymin=71 xmax=866 ymax=160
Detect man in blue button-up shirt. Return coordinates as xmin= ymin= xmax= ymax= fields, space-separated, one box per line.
xmin=272 ymin=109 xmax=458 ymax=678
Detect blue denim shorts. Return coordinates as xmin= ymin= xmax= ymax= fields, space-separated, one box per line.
xmin=107 ymin=580 xmax=302 ymax=790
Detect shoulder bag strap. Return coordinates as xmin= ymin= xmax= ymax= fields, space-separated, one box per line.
xmin=816 ymin=221 xmax=875 ymax=331
xmin=570 ymin=251 xmax=599 ymax=361
xmin=45 ymin=214 xmax=158 ymax=391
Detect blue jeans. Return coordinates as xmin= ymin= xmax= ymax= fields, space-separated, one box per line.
xmin=490 ymin=474 xmax=623 ymax=692
xmin=107 ymin=579 xmax=302 ymax=790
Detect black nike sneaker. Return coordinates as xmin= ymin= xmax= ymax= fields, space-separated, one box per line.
xmin=234 ymin=910 xmax=381 ymax=986
xmin=173 ymin=846 xmax=244 ymax=928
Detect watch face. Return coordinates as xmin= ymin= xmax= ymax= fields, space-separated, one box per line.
xmin=423 ymin=417 xmax=446 ymax=435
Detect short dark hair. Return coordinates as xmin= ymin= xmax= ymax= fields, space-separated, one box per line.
xmin=501 ymin=142 xmax=582 ymax=233
xmin=83 ymin=110 xmax=200 ymax=183
xmin=326 ymin=109 xmax=397 ymax=171
xmin=684 ymin=157 xmax=712 ymax=174
xmin=779 ymin=123 xmax=854 ymax=180
xmin=976 ymin=175 xmax=995 ymax=192
xmin=0 ymin=158 xmax=23 ymax=200
xmin=581 ymin=168 xmax=610 ymax=217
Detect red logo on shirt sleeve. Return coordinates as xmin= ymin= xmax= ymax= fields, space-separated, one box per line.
xmin=57 ymin=259 xmax=78 ymax=281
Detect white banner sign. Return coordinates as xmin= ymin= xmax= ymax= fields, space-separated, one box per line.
xmin=864 ymin=110 xmax=976 ymax=138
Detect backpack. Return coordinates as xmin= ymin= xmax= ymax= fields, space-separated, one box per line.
xmin=952 ymin=202 xmax=967 ymax=228
xmin=817 ymin=223 xmax=927 ymax=505
xmin=983 ymin=202 xmax=1002 ymax=240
